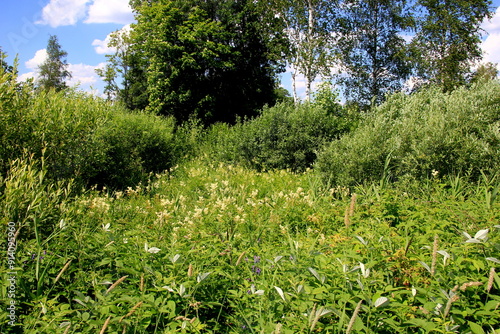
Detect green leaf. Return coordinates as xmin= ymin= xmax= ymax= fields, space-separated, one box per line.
xmin=468 ymin=321 xmax=485 ymax=334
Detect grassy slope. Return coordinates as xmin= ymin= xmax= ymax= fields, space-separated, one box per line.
xmin=1 ymin=156 xmax=499 ymax=333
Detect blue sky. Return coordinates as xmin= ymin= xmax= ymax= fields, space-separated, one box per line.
xmin=2 ymin=0 xmax=500 ymax=99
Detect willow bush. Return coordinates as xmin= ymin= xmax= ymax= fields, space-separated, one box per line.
xmin=317 ymin=80 xmax=500 ymax=186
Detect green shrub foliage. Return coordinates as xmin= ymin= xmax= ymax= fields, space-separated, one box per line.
xmin=317 ymin=81 xmax=500 ymax=186
xmin=0 ymin=71 xmax=182 ymax=189
xmin=91 ymin=111 xmax=178 ymax=189
xmin=209 ymin=101 xmax=353 ymax=172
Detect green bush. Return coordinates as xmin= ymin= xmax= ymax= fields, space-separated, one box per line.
xmin=0 ymin=85 xmax=111 ymax=187
xmin=91 ymin=111 xmax=178 ymax=189
xmin=0 ymin=70 xmax=183 ymax=189
xmin=209 ymin=101 xmax=353 ymax=171
xmin=317 ymin=80 xmax=500 ymax=186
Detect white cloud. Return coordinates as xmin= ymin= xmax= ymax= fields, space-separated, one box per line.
xmin=92 ymin=36 xmax=115 ymax=55
xmin=17 ymin=49 xmax=48 ymax=82
xmin=481 ymin=7 xmax=500 ymax=72
xmin=67 ymin=62 xmax=105 ymax=87
xmin=92 ymin=24 xmax=131 ymax=54
xmin=36 ymin=0 xmax=91 ymax=28
xmin=85 ymin=0 xmax=134 ymax=24
xmin=26 ymin=49 xmax=48 ymax=70
xmin=481 ymin=7 xmax=500 ymax=34
xmin=36 ymin=0 xmax=134 ymax=27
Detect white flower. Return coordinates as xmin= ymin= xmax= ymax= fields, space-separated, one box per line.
xmin=144 ymin=242 xmax=161 ymax=253
xmin=102 ymin=223 xmax=111 ymax=232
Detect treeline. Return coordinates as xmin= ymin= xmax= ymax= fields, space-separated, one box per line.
xmin=94 ymin=0 xmax=495 ymax=124
xmin=2 ymin=0 xmax=496 ymax=124
xmin=1 ymin=57 xmax=499 ymax=191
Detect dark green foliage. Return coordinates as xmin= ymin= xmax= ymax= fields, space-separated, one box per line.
xmin=0 ymin=47 xmax=15 ymax=73
xmin=0 ymin=70 xmax=184 ymax=190
xmin=37 ymin=35 xmax=72 ymax=92
xmin=317 ymin=80 xmax=500 ymax=186
xmin=209 ymin=98 xmax=354 ymax=172
xmin=131 ymin=0 xmax=287 ymax=124
xmin=91 ymin=111 xmax=178 ymax=189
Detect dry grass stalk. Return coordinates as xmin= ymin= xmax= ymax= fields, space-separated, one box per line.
xmin=54 ymin=259 xmax=72 ymax=283
xmin=349 ymin=193 xmax=357 ymax=216
xmin=104 ymin=241 xmax=115 ymax=248
xmin=99 ymin=316 xmax=111 ymax=334
xmin=235 ymin=251 xmax=246 ymax=266
xmin=119 ymin=301 xmax=143 ymax=323
xmin=344 ymin=206 xmax=350 ymax=229
xmin=443 ymin=293 xmax=459 ymax=319
xmin=460 ymin=281 xmax=483 ymax=291
xmin=187 ymin=264 xmax=193 ymax=277
xmin=273 ymin=323 xmax=282 ymax=334
xmin=431 ymin=235 xmax=438 ymax=276
xmin=140 ymin=273 xmax=144 ymax=292
xmin=487 ymin=267 xmax=496 ymax=293
xmin=310 ymin=306 xmax=327 ymax=332
xmin=62 ymin=323 xmax=71 ymax=334
xmin=346 ymin=300 xmax=363 ymax=334
xmin=107 ymin=275 xmax=128 ymax=294
xmin=308 ymin=304 xmax=317 ymax=329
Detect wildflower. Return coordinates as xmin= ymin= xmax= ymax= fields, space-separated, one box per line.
xmin=102 ymin=223 xmax=111 ymax=232
xmin=144 ymin=243 xmax=161 ymax=253
xmin=254 ymin=256 xmax=261 ymax=263
xmin=251 ymin=266 xmax=262 ymax=275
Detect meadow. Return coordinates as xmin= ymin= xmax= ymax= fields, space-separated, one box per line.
xmin=1 ymin=69 xmax=500 ymax=333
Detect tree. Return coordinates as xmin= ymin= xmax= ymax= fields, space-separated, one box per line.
xmin=96 ymin=27 xmax=149 ymax=109
xmin=268 ymin=0 xmax=336 ymax=102
xmin=470 ymin=62 xmax=499 ymax=84
xmin=37 ymin=35 xmax=71 ymax=92
xmin=130 ymin=0 xmax=287 ymax=124
xmin=1 ymin=47 xmax=15 ymax=73
xmin=337 ymin=0 xmax=413 ymax=107
xmin=95 ymin=64 xmax=118 ymax=100
xmin=412 ymin=0 xmax=493 ymax=92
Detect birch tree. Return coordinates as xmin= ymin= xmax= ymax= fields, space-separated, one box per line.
xmin=269 ymin=0 xmax=337 ymax=102
xmin=412 ymin=0 xmax=493 ymax=92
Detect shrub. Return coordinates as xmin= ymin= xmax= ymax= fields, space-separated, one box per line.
xmin=91 ymin=111 xmax=178 ymax=189
xmin=0 ymin=70 xmax=183 ymax=189
xmin=316 ymin=80 xmax=500 ymax=186
xmin=210 ymin=101 xmax=353 ymax=172
xmin=0 ymin=85 xmax=111 ymax=187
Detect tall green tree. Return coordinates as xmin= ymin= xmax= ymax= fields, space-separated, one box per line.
xmin=337 ymin=0 xmax=413 ymax=107
xmin=95 ymin=64 xmax=118 ymax=100
xmin=470 ymin=62 xmax=499 ymax=84
xmin=96 ymin=27 xmax=149 ymax=109
xmin=37 ymin=35 xmax=71 ymax=92
xmin=412 ymin=0 xmax=493 ymax=92
xmin=130 ymin=0 xmax=287 ymax=124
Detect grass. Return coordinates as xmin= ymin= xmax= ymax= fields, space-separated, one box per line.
xmin=1 ymin=156 xmax=499 ymax=333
